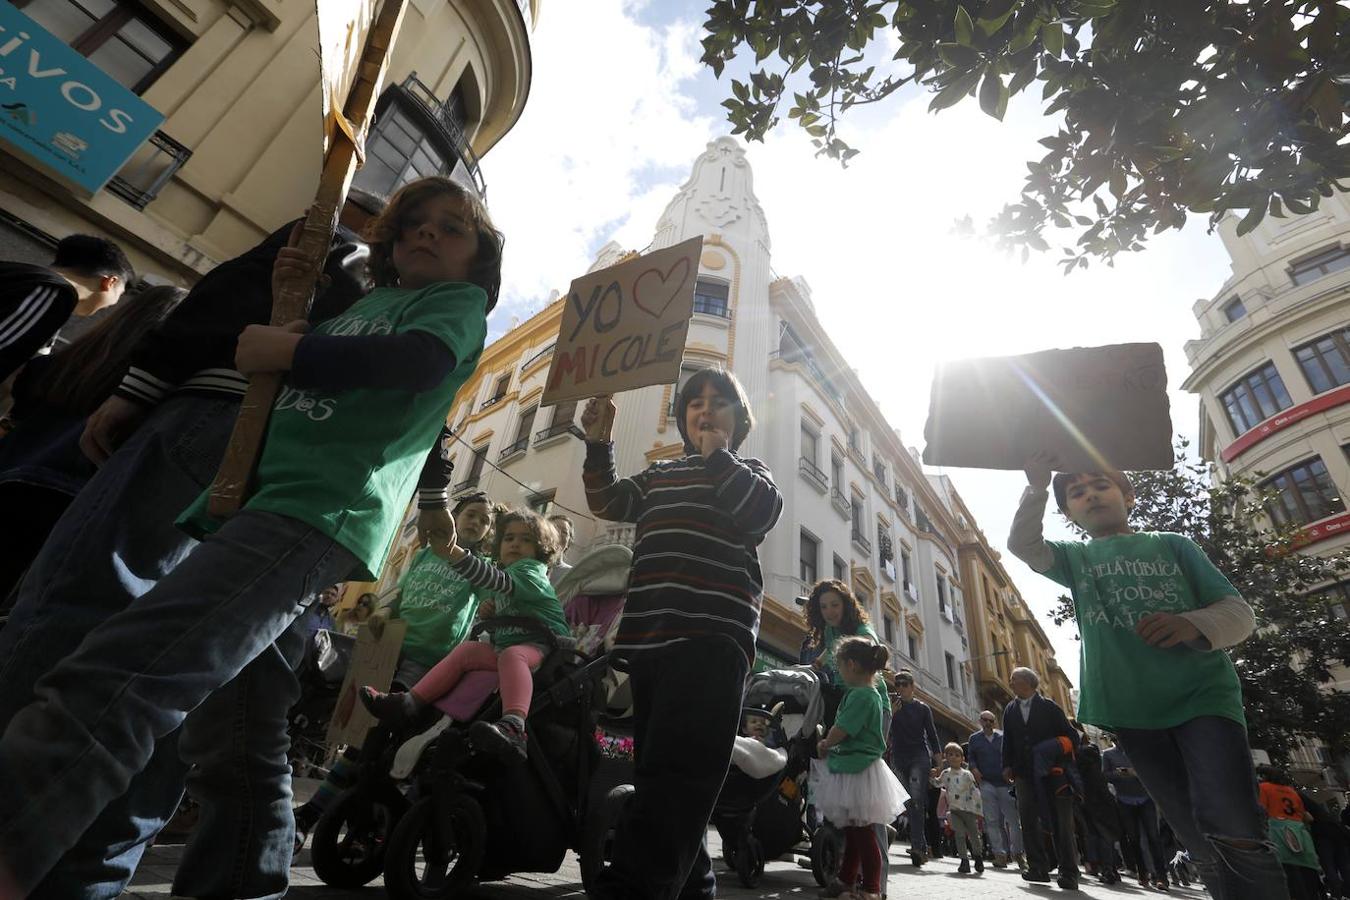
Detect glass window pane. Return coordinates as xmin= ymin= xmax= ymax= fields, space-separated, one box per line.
xmin=1265 ymin=368 xmax=1292 ymax=409
xmin=115 ymin=16 xmax=172 ymax=62
xmin=86 ymin=38 xmax=156 ymax=89
xmin=383 ymin=120 xmax=418 ymax=158
xmin=21 ymin=0 xmax=106 ymax=45
xmin=352 ymin=156 xmax=398 ymax=197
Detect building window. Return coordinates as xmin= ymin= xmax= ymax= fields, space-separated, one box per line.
xmin=945 ymin=652 xmax=957 ymax=690
xmin=454 ymin=444 xmax=488 ymax=493
xmin=833 ymin=554 xmax=847 ymax=582
xmin=901 ymin=548 xmax=913 ymax=590
xmin=936 ymin=572 xmax=949 ymax=616
xmin=1294 ymin=327 xmax=1350 ymax=395
xmin=831 ymin=453 xmax=844 ymax=488
xmin=907 ymin=633 xmax=918 ymax=660
xmin=847 ymin=425 xmax=861 ymax=455
xmin=799 ymin=529 xmax=819 ymax=586
xmin=16 ymin=0 xmax=187 ymax=94
xmin=501 ymin=406 xmax=535 ymax=459
xmin=527 ymin=489 xmax=555 ymax=515
xmin=895 ymin=484 xmax=909 ymax=512
xmin=1289 ymin=245 xmax=1350 ymax=286
xmin=537 ymin=400 xmax=577 ymax=441
xmin=872 ymin=458 xmax=887 ymax=487
xmin=1219 ymin=362 xmax=1293 ymax=435
xmin=1261 ymin=457 xmax=1345 ymax=527
xmin=1221 ymin=297 xmax=1247 ymax=322
xmin=692 ymin=279 xmax=730 ymax=317
xmin=482 ymin=373 xmax=510 ymax=408
xmin=801 ymin=424 xmax=819 ymax=465
xmin=883 ymin=615 xmax=896 ymax=644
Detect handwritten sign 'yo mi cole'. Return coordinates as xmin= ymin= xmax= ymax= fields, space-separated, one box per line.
xmin=541 ymin=236 xmax=704 ymax=406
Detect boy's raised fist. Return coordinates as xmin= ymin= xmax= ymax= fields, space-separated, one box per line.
xmin=1024 ymin=450 xmax=1056 ymax=491
xmin=581 ymin=395 xmax=616 ymax=442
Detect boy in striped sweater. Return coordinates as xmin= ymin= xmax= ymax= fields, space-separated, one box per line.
xmin=582 ymin=368 xmax=783 ymax=900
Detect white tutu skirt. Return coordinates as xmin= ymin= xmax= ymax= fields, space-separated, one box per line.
xmin=809 ymin=757 xmax=909 ymax=827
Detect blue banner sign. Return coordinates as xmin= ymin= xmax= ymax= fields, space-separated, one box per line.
xmin=0 ymin=3 xmax=165 ymax=194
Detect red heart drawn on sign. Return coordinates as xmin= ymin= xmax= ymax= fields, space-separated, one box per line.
xmin=631 ymin=258 xmax=692 ymax=319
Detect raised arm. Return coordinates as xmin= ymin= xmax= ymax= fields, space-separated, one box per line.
xmin=449 ymin=553 xmax=515 ymax=599
xmin=704 ymin=451 xmax=784 ymax=539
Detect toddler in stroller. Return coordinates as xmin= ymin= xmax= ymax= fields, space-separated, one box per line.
xmin=711 ymin=665 xmax=824 ymax=887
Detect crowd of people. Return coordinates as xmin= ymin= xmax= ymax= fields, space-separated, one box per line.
xmin=0 ymin=171 xmax=1343 ymax=900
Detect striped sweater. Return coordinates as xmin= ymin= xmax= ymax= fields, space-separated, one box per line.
xmin=583 ymin=441 xmax=783 ymax=666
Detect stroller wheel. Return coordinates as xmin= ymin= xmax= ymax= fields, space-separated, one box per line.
xmin=382 ymin=795 xmax=485 ymax=899
xmin=581 ymin=784 xmax=634 ymax=894
xmin=311 ymin=785 xmax=409 ymax=887
xmin=811 ymin=822 xmax=844 ymax=887
xmin=735 ymin=835 xmax=766 ymax=888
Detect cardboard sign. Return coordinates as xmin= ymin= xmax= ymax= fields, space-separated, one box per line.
xmin=921 ymin=343 xmax=1173 ymax=473
xmin=325 ymin=619 xmax=408 ymax=749
xmin=315 ymin=0 xmax=380 ymax=156
xmin=542 ymin=236 xmax=704 ymax=406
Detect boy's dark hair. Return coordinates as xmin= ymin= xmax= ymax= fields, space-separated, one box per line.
xmin=674 ymin=367 xmax=754 ymax=454
xmin=1051 ymin=470 xmax=1135 ymax=512
xmin=804 ymin=579 xmax=870 ymax=648
xmin=894 ymin=668 xmax=915 ymax=686
xmin=491 ymin=508 xmax=561 ymax=565
xmin=834 ymin=636 xmax=890 ymax=675
xmin=52 ymin=234 xmax=135 ymax=284
xmin=361 ymin=176 xmax=504 ymax=309
xmin=22 ymin=285 xmax=186 ymax=414
xmin=452 ymin=491 xmax=493 ymax=517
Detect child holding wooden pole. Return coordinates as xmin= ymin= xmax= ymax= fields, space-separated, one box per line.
xmin=0 ymin=175 xmax=500 ymax=896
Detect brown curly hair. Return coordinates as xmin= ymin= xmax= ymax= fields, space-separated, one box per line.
xmin=804 ymin=579 xmax=870 ymax=650
xmin=491 ymin=509 xmax=561 ymax=565
xmin=360 ymin=176 xmax=504 ymax=309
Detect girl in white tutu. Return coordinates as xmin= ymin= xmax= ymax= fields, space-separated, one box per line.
xmin=811 ymin=637 xmax=909 ymax=899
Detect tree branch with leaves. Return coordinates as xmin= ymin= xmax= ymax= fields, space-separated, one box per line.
xmin=701 ymin=0 xmax=1350 ymax=270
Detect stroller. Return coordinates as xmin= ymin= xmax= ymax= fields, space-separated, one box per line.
xmin=307 ymin=545 xmax=634 ymax=898
xmin=710 ymin=665 xmax=825 ymax=887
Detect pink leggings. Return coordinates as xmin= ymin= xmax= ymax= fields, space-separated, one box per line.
xmin=410 ymin=642 xmax=545 ymax=716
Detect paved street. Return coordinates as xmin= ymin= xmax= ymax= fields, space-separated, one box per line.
xmin=125 ymin=818 xmax=1209 ymax=899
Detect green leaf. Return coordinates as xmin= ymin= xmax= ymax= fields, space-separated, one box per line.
xmin=954 ymin=6 xmax=975 ymax=47
xmin=1235 ymin=203 xmax=1266 ymax=236
xmin=1041 ymin=22 xmax=1064 ymax=57
xmin=937 ymin=42 xmax=981 ymax=68
xmin=979 ymin=70 xmax=1009 ymax=120
xmin=929 ymin=69 xmax=982 ymax=112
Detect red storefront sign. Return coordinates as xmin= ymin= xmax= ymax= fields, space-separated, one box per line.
xmin=1221 ymin=384 xmax=1350 ymax=463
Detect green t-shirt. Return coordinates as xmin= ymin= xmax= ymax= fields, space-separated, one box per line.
xmin=181 ymin=283 xmax=487 ymax=579
xmin=1044 ymin=531 xmax=1245 ymax=731
xmin=394 ymin=547 xmax=479 ymax=668
xmin=829 ymin=683 xmax=888 ymax=774
xmin=821 ymin=622 xmax=892 ymax=713
xmin=488 ymin=558 xmax=570 ymax=651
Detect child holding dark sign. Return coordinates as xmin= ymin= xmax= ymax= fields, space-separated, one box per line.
xmin=581 ymin=368 xmax=783 ymax=900
xmin=1008 ymin=454 xmax=1290 ymax=899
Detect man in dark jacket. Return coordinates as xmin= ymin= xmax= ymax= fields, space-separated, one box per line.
xmin=0 ymin=235 xmax=133 ymax=380
xmin=889 ymin=668 xmax=943 ymax=866
xmin=1001 ymin=666 xmax=1080 ymax=889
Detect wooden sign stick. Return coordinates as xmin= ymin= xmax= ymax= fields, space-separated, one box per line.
xmin=207 ymin=0 xmax=409 ymax=517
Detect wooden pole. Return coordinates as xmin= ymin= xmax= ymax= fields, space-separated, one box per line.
xmin=207 ymin=0 xmax=409 ymax=518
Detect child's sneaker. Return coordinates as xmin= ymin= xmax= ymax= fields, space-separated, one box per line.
xmin=358 ymin=686 xmax=417 ymax=724
xmin=957 ymin=859 xmax=971 ymax=874
xmin=470 ymin=717 xmax=527 ymax=761
xmin=974 ymin=856 xmax=984 ymax=873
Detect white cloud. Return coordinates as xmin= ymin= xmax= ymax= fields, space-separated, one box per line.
xmin=483 ymin=1 xmax=714 ymax=333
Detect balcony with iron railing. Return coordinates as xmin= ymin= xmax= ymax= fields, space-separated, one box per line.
xmin=830 ymin=487 xmax=851 ymax=519
xmin=798 ymin=456 xmax=828 ymax=493
xmin=499 ymin=436 xmax=529 ymax=460
xmin=851 ymin=528 xmax=872 ymax=555
xmin=107 ymin=130 xmax=192 ymax=210
xmin=451 ymin=475 xmax=480 ymax=494
xmin=398 ymin=72 xmax=487 ymax=199
xmin=481 ymin=393 xmax=506 ymax=411
xmin=535 ymin=422 xmax=576 ymax=443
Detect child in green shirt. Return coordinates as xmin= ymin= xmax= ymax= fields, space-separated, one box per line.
xmin=1009 ymin=455 xmax=1290 ymax=899
xmin=809 ymin=637 xmax=908 ymax=900
xmin=0 ymin=175 xmax=501 ymax=894
xmin=361 ymin=509 xmax=569 ymax=761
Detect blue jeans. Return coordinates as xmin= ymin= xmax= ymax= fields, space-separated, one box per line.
xmin=0 ymin=510 xmax=358 ymax=896
xmin=894 ymin=755 xmax=932 ymax=855
xmin=1118 ymin=797 xmax=1165 ymax=878
xmin=979 ymin=781 xmax=1023 ymax=856
xmin=1116 ymin=716 xmax=1290 ymax=900
xmin=0 ymin=396 xmax=311 ymax=899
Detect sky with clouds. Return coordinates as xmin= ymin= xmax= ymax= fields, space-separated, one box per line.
xmin=480 ymin=0 xmax=1240 ymax=687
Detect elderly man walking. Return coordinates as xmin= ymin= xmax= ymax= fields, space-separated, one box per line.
xmin=969 ymin=709 xmax=1024 ymax=869
xmin=1001 ymin=666 xmax=1079 ymax=890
